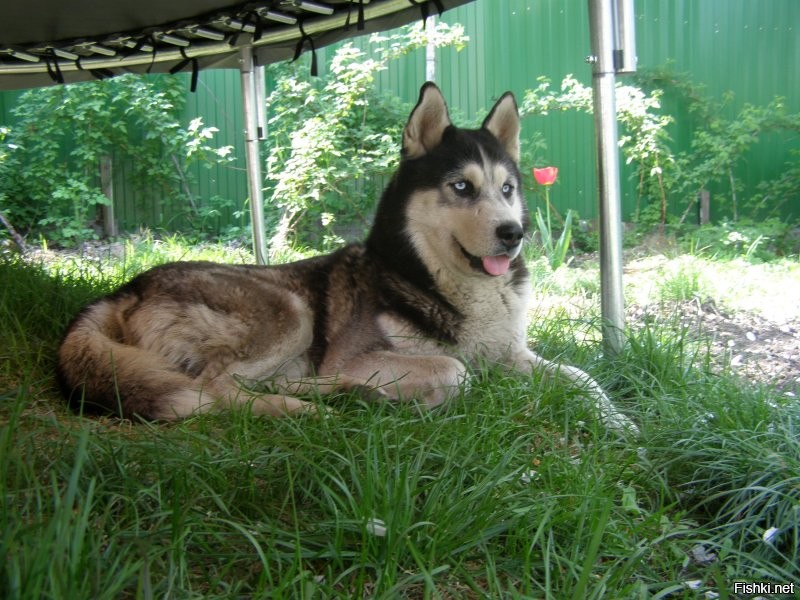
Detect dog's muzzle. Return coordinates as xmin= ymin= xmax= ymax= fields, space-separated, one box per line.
xmin=458 ymin=221 xmax=524 ymax=277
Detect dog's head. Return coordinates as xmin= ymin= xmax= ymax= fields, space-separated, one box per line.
xmin=369 ymin=83 xmax=528 ymax=284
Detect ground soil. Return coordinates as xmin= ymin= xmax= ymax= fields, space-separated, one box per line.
xmin=629 ymin=298 xmax=799 ymax=396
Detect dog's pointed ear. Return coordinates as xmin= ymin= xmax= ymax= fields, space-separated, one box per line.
xmin=482 ymin=92 xmax=520 ymax=163
xmin=403 ymin=82 xmax=452 ymax=159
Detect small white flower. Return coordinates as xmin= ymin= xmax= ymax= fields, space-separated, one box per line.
xmin=698 ymin=412 xmax=716 ymax=425
xmin=519 ymin=469 xmax=539 ymax=484
xmin=683 ymin=580 xmax=703 ymax=590
xmin=365 ymin=517 xmax=387 ymax=537
xmin=762 ymin=526 xmax=779 ymax=544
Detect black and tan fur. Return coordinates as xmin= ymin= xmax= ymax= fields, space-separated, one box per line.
xmin=57 ymin=83 xmax=636 ymax=433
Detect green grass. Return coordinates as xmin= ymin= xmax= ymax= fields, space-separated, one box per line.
xmin=1 ymin=239 xmax=798 ymax=599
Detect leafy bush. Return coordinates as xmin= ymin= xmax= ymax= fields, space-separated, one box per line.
xmin=264 ymin=21 xmax=468 ymax=255
xmin=681 ymin=219 xmax=799 ymax=262
xmin=0 ymin=75 xmax=233 ymax=246
xmin=521 ymin=71 xmax=800 ymax=233
xmin=750 ymin=149 xmax=800 ymax=220
xmin=635 ymin=67 xmax=800 ymax=225
xmin=521 ymin=75 xmax=675 ymax=231
xmin=678 ymin=100 xmax=799 ymax=223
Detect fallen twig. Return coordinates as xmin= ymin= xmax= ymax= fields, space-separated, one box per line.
xmin=0 ymin=209 xmax=27 ymax=254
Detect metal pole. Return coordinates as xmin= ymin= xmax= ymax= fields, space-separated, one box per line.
xmin=239 ymin=45 xmax=268 ymax=265
xmin=425 ymin=16 xmax=437 ymax=82
xmin=254 ymin=62 xmax=268 ymax=139
xmin=613 ymin=0 xmax=638 ymax=74
xmin=587 ymin=0 xmax=625 ymax=355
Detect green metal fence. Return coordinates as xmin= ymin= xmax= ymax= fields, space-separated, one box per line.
xmin=326 ymin=0 xmax=799 ymax=223
xmin=107 ymin=70 xmax=249 ymax=233
xmin=1 ymin=0 xmax=798 ymax=236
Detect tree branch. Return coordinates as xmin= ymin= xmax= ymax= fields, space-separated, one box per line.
xmin=0 ymin=209 xmax=27 ymax=254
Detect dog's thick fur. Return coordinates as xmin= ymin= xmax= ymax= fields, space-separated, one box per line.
xmin=57 ymin=83 xmax=636 ymax=433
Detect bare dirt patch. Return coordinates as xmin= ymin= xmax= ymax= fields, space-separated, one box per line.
xmin=630 ymin=298 xmax=800 ymax=395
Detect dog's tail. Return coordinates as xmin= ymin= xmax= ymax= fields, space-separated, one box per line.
xmin=56 ymin=297 xmax=207 ymax=421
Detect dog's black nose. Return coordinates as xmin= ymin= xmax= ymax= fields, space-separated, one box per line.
xmin=496 ymin=222 xmax=523 ymax=249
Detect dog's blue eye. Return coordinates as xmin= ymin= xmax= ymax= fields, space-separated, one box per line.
xmin=452 ymin=181 xmax=472 ymax=195
xmin=501 ymin=183 xmax=514 ymax=196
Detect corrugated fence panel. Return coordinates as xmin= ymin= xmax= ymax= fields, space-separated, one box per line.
xmin=1 ymin=0 xmax=797 ymax=233
xmin=91 ymin=70 xmax=249 ymax=234
xmin=634 ymin=0 xmax=800 ymax=220
xmin=186 ymin=69 xmax=249 ymax=231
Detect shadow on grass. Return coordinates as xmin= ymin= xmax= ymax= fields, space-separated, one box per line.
xmin=0 ymin=254 xmax=797 ymax=598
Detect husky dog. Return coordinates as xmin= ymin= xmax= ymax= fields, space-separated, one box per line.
xmin=57 ymin=83 xmax=636 ymax=433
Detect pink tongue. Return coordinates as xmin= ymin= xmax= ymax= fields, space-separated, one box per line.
xmin=482 ymin=255 xmax=511 ymax=276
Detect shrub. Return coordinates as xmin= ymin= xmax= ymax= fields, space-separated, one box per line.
xmin=681 ymin=219 xmax=798 ymax=262
xmin=264 ymin=21 xmax=468 ymax=256
xmin=521 ymin=70 xmax=800 ymax=232
xmin=0 ymin=76 xmax=233 ymax=246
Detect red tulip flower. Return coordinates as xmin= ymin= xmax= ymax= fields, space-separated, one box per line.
xmin=533 ymin=166 xmax=558 ymax=186
xmin=531 ymin=165 xmax=571 ymax=270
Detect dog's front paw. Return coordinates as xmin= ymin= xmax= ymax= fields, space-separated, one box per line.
xmin=597 ymin=403 xmax=639 ymax=437
xmin=349 ymin=384 xmax=391 ymax=403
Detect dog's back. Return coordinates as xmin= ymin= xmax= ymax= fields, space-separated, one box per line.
xmin=57 ymin=258 xmax=336 ymax=419
xmin=55 ymin=247 xmax=463 ymax=420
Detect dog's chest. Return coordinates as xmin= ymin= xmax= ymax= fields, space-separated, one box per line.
xmin=455 ymin=284 xmax=529 ymax=360
xmin=377 ymin=282 xmax=528 ymax=362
